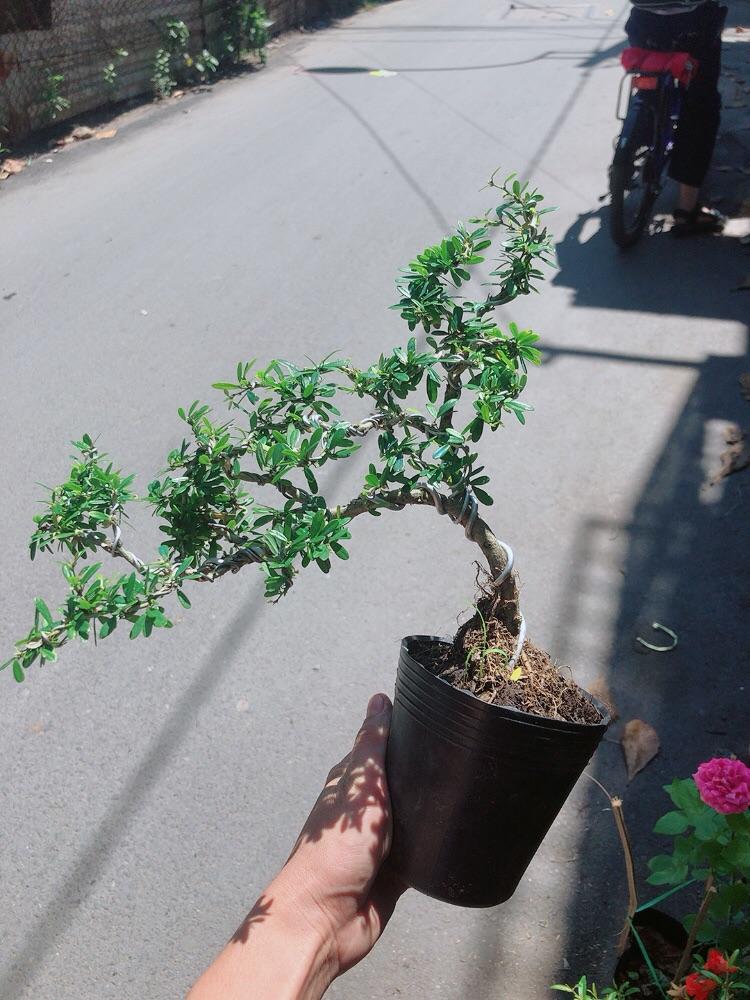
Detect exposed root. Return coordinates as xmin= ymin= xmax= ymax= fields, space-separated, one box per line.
xmin=420 ymin=581 xmax=602 ymax=724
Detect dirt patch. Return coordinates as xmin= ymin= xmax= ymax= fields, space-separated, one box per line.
xmin=414 ymin=593 xmax=602 ymax=726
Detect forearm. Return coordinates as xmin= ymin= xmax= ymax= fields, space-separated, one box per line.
xmin=187 ymin=881 xmax=337 ymax=1000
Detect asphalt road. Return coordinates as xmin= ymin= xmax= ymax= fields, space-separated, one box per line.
xmin=1 ymin=2 xmax=748 ymax=998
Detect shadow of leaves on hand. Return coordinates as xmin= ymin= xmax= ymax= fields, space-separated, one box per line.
xmin=231 ymin=893 xmax=274 ymax=945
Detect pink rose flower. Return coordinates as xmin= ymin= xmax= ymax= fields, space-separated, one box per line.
xmin=693 ymin=757 xmax=750 ymax=814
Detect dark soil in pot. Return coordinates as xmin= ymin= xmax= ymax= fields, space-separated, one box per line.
xmin=614 ymin=909 xmax=689 ymax=996
xmin=385 ymin=592 xmax=609 ymax=907
xmin=417 ymin=593 xmax=602 ymax=724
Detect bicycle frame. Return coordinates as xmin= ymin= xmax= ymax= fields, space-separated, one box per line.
xmin=613 ymin=70 xmax=685 ymax=187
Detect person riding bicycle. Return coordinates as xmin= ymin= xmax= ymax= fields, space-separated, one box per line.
xmin=625 ymin=0 xmax=727 ymax=235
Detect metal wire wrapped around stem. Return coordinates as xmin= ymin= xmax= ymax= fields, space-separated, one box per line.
xmin=426 ymin=484 xmax=526 ymax=670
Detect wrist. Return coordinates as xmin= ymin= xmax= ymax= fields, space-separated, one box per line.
xmin=188 ymin=882 xmax=337 ymax=1000
xmin=265 ymin=874 xmax=340 ymax=998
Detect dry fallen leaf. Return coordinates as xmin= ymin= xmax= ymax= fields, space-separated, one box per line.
xmin=95 ymin=128 xmax=118 ymax=140
xmin=587 ymin=676 xmax=619 ymax=721
xmin=70 ymin=125 xmax=95 ymax=141
xmin=2 ymin=157 xmax=26 ymax=174
xmin=712 ymin=423 xmax=750 ymax=481
xmin=622 ymin=719 xmax=660 ymax=781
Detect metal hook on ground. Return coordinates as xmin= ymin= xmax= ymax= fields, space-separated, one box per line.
xmin=635 ymin=622 xmax=678 ymax=653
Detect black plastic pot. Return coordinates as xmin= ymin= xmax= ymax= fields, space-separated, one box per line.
xmin=385 ymin=636 xmax=610 ymax=907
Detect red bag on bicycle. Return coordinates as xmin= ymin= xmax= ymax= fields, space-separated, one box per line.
xmin=620 ymin=47 xmax=700 ymax=87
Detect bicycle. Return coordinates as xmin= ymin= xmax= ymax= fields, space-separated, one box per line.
xmin=609 ymin=48 xmax=699 ymax=249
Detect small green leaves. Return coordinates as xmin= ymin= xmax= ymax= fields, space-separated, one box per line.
xmin=8 ymin=175 xmax=552 ymax=680
xmin=12 ymin=661 xmax=24 ymax=683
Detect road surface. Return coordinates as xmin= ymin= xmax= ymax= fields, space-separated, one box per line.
xmin=1 ymin=1 xmax=748 ymax=997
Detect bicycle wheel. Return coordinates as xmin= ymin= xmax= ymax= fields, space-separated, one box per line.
xmin=609 ymin=142 xmax=659 ymax=249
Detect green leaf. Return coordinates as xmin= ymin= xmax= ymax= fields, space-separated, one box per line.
xmin=176 ymin=590 xmax=191 ymax=609
xmin=303 ymin=467 xmax=318 ymax=493
xmin=653 ymin=811 xmax=689 ymax=836
xmin=635 ymin=878 xmax=696 ymax=913
xmin=628 ymin=921 xmax=668 ymax=1000
xmin=473 ymin=487 xmax=494 ymax=506
xmin=647 ymin=854 xmax=688 ymax=886
xmin=437 ymin=398 xmax=458 ymax=417
xmin=12 ymin=661 xmax=24 ymax=683
xmin=35 ymin=598 xmax=54 ymax=626
xmin=665 ymin=778 xmax=702 ymax=816
xmin=692 ymin=810 xmax=725 ymax=842
xmin=129 ymin=616 xmax=146 ymax=639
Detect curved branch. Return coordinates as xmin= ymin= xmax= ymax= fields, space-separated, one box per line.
xmin=338 ymin=485 xmax=521 ymax=629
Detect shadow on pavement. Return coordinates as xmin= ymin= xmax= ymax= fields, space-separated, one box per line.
xmin=554 ymin=202 xmax=750 ymax=317
xmin=303 ymin=51 xmax=585 ymax=73
xmin=550 ymin=211 xmax=749 ymax=983
xmin=0 ymin=589 xmax=266 ymax=998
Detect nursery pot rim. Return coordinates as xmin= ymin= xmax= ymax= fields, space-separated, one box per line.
xmin=401 ymin=634 xmax=610 ymax=732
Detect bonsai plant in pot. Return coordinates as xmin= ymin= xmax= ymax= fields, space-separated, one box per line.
xmin=4 ymin=174 xmax=609 ymax=907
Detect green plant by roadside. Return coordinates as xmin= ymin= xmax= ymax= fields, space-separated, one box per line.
xmin=152 ymin=19 xmax=191 ymax=98
xmin=153 ymin=20 xmax=220 ymax=96
xmin=163 ymin=18 xmax=191 ymax=56
xmin=193 ymin=49 xmax=220 ymax=82
xmin=3 ymin=174 xmax=552 ymax=681
xmin=648 ymin=770 xmax=750 ymax=954
xmin=40 ymin=70 xmax=71 ymax=121
xmin=103 ymin=48 xmax=128 ymax=99
xmin=553 ymin=976 xmax=640 ymax=999
xmin=221 ymin=1 xmax=271 ymax=65
xmin=152 ymin=47 xmax=174 ymax=98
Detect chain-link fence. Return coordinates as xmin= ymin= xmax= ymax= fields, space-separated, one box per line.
xmin=0 ymin=0 xmax=330 ymax=145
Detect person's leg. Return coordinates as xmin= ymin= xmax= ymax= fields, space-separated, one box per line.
xmin=676 ymin=183 xmax=700 ymax=213
xmin=668 ymin=4 xmax=727 ymax=232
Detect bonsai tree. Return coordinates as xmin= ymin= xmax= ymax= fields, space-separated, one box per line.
xmin=4 ymin=173 xmax=609 ymax=908
xmin=5 ymin=174 xmax=550 ymax=690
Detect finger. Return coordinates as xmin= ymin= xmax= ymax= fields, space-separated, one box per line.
xmin=349 ymin=693 xmax=392 ymax=772
xmin=324 ymin=752 xmax=351 ymax=787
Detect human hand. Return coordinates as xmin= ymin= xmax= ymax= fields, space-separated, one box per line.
xmin=274 ymin=691 xmax=405 ymax=975
xmin=188 ymin=693 xmax=406 ymax=1000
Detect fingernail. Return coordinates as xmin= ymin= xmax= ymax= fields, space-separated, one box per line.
xmin=367 ymin=693 xmax=386 ymax=716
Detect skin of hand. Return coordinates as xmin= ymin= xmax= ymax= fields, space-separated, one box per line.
xmin=187 ymin=693 xmax=406 ymax=1000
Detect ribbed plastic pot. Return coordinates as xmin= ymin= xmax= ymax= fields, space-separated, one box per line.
xmin=385 ymin=636 xmax=610 ymax=907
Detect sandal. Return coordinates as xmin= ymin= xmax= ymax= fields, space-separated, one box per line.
xmin=671 ymin=205 xmax=726 ymax=237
